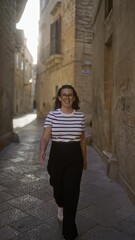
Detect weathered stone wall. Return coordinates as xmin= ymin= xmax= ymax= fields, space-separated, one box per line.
xmin=37 ymin=0 xmax=93 ymax=121
xmin=0 ymin=0 xmax=27 ymax=149
xmin=92 ymin=0 xmax=105 ymax=150
xmin=0 ymin=1 xmax=16 ymax=149
xmin=92 ymin=0 xmax=135 ymax=201
xmin=113 ymin=0 xmax=135 ymax=195
xmin=75 ymin=0 xmax=93 ymax=120
xmin=75 ymin=0 xmax=93 ymax=43
xmin=37 ymin=0 xmax=76 ymax=117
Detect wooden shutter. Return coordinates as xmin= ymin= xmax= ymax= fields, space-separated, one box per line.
xmin=50 ymin=17 xmax=61 ymax=55
xmin=55 ymin=17 xmax=61 ymax=54
xmin=50 ymin=22 xmax=56 ymax=55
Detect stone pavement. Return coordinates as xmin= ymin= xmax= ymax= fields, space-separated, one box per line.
xmin=0 ymin=114 xmax=135 ymax=240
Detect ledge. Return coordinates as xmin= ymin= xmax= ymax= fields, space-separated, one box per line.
xmin=46 ymin=54 xmax=63 ymax=69
xmin=50 ymin=1 xmax=62 ymax=15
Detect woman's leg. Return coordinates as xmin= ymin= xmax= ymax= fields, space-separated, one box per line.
xmin=47 ymin=143 xmax=64 ymax=207
xmin=62 ymin=161 xmax=83 ymax=240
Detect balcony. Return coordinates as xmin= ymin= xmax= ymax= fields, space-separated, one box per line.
xmin=46 ymin=54 xmax=63 ymax=69
xmin=39 ymin=42 xmax=63 ymax=68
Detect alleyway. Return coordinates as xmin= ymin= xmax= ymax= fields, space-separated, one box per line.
xmin=0 ymin=114 xmax=135 ymax=240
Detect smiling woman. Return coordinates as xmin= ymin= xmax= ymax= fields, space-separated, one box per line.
xmin=39 ymin=84 xmax=87 ymax=240
xmin=16 ymin=0 xmax=39 ymax=63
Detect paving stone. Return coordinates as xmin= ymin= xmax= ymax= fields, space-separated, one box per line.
xmin=29 ymin=179 xmax=51 ymax=191
xmin=78 ymin=204 xmax=125 ymax=228
xmin=0 ymin=185 xmax=8 ymax=191
xmin=78 ymin=225 xmax=134 ymax=240
xmin=80 ymin=182 xmax=111 ymax=203
xmin=78 ymin=204 xmax=101 ymax=223
xmin=114 ymin=218 xmax=135 ymax=237
xmin=11 ymin=223 xmax=62 ymax=240
xmin=0 ymin=173 xmax=17 ymax=185
xmin=95 ymin=193 xmax=130 ymax=211
xmin=45 ymin=216 xmax=63 ymax=229
xmin=9 ymin=215 xmax=43 ymax=233
xmin=0 ymin=208 xmax=28 ymax=227
xmin=0 ymin=192 xmax=14 ymax=203
xmin=76 ymin=214 xmax=98 ymax=236
xmin=26 ymin=202 xmax=57 ymax=220
xmin=78 ymin=196 xmax=94 ymax=210
xmin=10 ymin=233 xmax=32 ymax=240
xmin=4 ymin=182 xmax=36 ymax=197
xmin=0 ymin=116 xmax=135 ymax=240
xmin=0 ymin=160 xmax=14 ymax=168
xmin=19 ymin=174 xmax=41 ymax=183
xmin=8 ymin=194 xmax=43 ymax=211
xmin=0 ymin=226 xmax=19 ymax=240
xmin=2 ymin=166 xmax=28 ymax=175
xmin=116 ymin=202 xmax=135 ymax=218
xmin=2 ymin=169 xmax=23 ymax=179
xmin=0 ymin=202 xmax=14 ymax=213
xmin=9 ymin=157 xmax=26 ymax=163
xmin=31 ymin=168 xmax=50 ymax=180
xmin=30 ymin=189 xmax=53 ymax=202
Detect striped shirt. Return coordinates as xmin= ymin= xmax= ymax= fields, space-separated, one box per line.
xmin=44 ymin=108 xmax=85 ymax=142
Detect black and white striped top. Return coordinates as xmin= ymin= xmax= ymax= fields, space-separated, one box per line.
xmin=44 ymin=108 xmax=85 ymax=142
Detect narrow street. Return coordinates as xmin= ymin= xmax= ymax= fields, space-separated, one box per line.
xmin=0 ymin=114 xmax=135 ymax=240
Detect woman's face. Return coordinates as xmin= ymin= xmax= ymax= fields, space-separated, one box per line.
xmin=58 ymin=88 xmax=75 ymax=109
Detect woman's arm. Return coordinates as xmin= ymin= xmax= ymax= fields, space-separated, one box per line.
xmin=80 ymin=132 xmax=87 ymax=170
xmin=39 ymin=126 xmax=52 ymax=164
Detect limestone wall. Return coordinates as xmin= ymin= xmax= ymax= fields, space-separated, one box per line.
xmin=0 ymin=1 xmax=16 ymax=149
xmin=0 ymin=0 xmax=27 ymax=149
xmin=92 ymin=0 xmax=135 ymax=201
xmin=37 ymin=0 xmax=93 ymax=121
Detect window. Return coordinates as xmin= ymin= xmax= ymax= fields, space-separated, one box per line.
xmin=25 ymin=62 xmax=28 ymax=71
xmin=16 ymin=54 xmax=19 ymax=68
xmin=105 ymin=0 xmax=113 ymax=19
xmin=21 ymin=61 xmax=24 ymax=70
xmin=50 ymin=17 xmax=61 ymax=55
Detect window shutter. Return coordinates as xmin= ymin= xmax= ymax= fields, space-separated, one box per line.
xmin=50 ymin=22 xmax=56 ymax=55
xmin=55 ymin=17 xmax=61 ymax=54
xmin=50 ymin=17 xmax=61 ymax=55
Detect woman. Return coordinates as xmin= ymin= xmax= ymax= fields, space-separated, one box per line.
xmin=39 ymin=84 xmax=87 ymax=240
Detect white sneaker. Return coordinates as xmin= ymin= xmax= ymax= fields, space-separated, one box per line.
xmin=57 ymin=207 xmax=63 ymax=221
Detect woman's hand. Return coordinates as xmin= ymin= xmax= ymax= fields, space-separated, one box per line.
xmin=39 ymin=151 xmax=46 ymax=165
xmin=80 ymin=132 xmax=87 ymax=170
xmin=83 ymin=160 xmax=87 ymax=170
xmin=39 ymin=127 xmax=51 ymax=165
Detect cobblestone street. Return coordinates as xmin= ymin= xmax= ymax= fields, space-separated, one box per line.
xmin=0 ymin=114 xmax=135 ymax=240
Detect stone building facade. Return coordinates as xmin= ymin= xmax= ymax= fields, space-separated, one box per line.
xmin=0 ymin=0 xmax=27 ymax=150
xmin=92 ymin=0 xmax=135 ymax=203
xmin=37 ymin=0 xmax=93 ymax=122
xmin=14 ymin=29 xmax=34 ymax=116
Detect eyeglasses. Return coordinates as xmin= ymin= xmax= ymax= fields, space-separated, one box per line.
xmin=61 ymin=93 xmax=74 ymax=98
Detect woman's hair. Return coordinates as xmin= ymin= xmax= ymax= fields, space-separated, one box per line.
xmin=53 ymin=84 xmax=80 ymax=110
